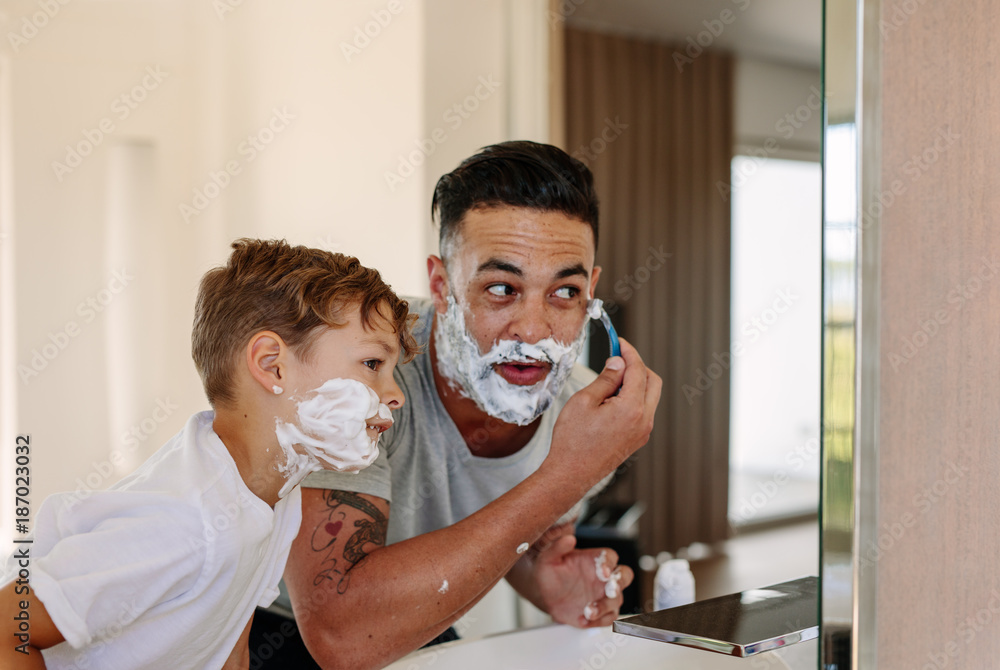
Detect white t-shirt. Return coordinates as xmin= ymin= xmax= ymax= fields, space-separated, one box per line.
xmin=3 ymin=411 xmax=302 ymax=670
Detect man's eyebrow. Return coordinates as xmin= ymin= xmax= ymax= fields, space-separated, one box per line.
xmin=475 ymin=258 xmax=523 ymax=277
xmin=555 ymin=263 xmax=588 ymax=280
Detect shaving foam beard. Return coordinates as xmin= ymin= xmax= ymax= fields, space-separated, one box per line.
xmin=274 ymin=378 xmax=391 ymax=498
xmin=434 ymin=295 xmax=587 ymax=426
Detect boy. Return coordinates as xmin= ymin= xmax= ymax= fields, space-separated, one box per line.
xmin=0 ymin=239 xmax=417 ymax=669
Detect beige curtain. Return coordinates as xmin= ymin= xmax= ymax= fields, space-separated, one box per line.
xmin=564 ymin=27 xmax=734 ymax=554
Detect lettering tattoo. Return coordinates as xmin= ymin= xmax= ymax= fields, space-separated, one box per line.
xmin=310 ymin=490 xmax=387 ymax=594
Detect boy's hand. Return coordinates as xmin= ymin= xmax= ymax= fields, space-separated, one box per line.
xmin=547 ymin=337 xmax=661 ymax=487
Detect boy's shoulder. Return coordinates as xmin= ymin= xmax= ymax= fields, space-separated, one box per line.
xmin=45 ymin=411 xmax=261 ymax=556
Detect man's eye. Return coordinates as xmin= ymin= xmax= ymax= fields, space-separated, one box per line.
xmin=553 ymin=286 xmax=580 ymax=299
xmin=363 ymin=359 xmax=381 ymax=371
xmin=486 ymin=284 xmax=515 ymax=297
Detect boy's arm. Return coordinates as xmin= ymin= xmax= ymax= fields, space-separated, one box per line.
xmin=286 ymin=341 xmax=661 ymax=670
xmin=0 ymin=579 xmax=64 ymax=669
xmin=222 ymin=613 xmax=254 ymax=670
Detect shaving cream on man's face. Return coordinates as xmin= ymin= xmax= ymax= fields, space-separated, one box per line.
xmin=274 ymin=378 xmax=391 ymax=498
xmin=434 ymin=294 xmax=587 ymax=426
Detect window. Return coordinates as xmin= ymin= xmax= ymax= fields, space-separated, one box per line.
xmin=729 ymin=156 xmax=822 ymax=526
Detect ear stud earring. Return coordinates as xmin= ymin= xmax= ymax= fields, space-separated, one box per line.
xmin=272 ymin=385 xmax=284 ymax=395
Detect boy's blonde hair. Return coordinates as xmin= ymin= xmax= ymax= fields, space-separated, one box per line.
xmin=192 ymin=238 xmax=418 ymax=407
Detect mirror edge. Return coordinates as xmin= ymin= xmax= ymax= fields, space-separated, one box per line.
xmin=821 ymin=0 xmax=881 ymax=668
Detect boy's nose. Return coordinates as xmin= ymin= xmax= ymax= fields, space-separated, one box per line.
xmin=379 ymin=378 xmax=405 ymax=409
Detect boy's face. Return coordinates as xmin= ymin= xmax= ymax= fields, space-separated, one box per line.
xmin=289 ymin=303 xmax=404 ymax=442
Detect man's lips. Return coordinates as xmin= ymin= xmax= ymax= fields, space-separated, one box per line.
xmin=494 ymin=361 xmax=551 ymax=386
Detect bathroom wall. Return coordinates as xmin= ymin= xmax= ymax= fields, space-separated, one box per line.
xmin=1 ymin=0 xmax=430 ymax=535
xmin=875 ymin=0 xmax=1000 ymax=665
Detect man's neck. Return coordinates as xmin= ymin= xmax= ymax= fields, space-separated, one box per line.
xmin=428 ymin=323 xmax=541 ymax=458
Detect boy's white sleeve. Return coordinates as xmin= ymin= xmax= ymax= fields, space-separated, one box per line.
xmin=28 ymin=491 xmax=206 ymax=649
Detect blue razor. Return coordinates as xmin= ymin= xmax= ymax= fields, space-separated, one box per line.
xmin=588 ymin=299 xmax=621 ymax=358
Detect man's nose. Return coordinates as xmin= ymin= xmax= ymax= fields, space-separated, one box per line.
xmin=507 ymin=295 xmax=552 ymax=344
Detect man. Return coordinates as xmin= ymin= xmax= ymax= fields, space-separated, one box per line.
xmin=255 ymin=141 xmax=661 ymax=669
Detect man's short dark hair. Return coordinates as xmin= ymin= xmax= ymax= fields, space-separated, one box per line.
xmin=431 ymin=140 xmax=599 ymax=263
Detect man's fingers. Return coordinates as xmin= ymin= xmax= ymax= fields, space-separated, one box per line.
xmin=582 ymin=593 xmax=625 ymax=627
xmin=581 ymin=354 xmax=626 ymax=404
xmin=617 ymin=565 xmax=634 ymax=589
xmin=541 ymin=534 xmax=577 ymax=561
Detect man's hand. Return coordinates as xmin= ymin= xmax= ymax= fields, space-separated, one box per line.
xmin=506 ymin=523 xmax=633 ymax=628
xmin=546 ymin=338 xmax=662 ymax=493
xmin=531 ymin=534 xmax=633 ymax=628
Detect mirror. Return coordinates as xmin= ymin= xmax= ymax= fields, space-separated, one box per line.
xmin=0 ymin=0 xmax=830 ymax=663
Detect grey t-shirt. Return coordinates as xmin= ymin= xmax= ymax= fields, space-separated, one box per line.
xmin=302 ymin=297 xmax=600 ymax=545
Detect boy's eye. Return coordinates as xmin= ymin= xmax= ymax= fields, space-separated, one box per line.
xmin=553 ymin=286 xmax=580 ymax=300
xmin=363 ymin=359 xmax=381 ymax=371
xmin=486 ymin=284 xmax=515 ymax=297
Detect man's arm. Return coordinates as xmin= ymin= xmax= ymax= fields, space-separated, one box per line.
xmin=287 ymin=339 xmax=661 ymax=670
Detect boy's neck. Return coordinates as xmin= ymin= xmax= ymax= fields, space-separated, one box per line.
xmin=212 ymin=409 xmax=287 ymax=508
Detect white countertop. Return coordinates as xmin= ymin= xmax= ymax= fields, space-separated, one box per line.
xmin=385 ymin=624 xmax=816 ymax=670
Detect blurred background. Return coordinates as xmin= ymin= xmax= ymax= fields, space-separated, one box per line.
xmin=0 ymin=0 xmax=821 ymax=639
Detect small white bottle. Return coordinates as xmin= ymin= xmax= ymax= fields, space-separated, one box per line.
xmin=654 ymin=558 xmax=696 ymax=610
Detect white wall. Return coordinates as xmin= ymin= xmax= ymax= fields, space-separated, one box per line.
xmin=734 ymin=57 xmax=822 ymax=161
xmin=1 ymin=0 xmax=432 ymax=536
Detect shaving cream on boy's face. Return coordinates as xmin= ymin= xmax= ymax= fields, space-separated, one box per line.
xmin=274 ymin=378 xmax=391 ymax=498
xmin=434 ymin=294 xmax=588 ymax=426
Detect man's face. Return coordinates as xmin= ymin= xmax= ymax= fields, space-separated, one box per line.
xmin=429 ymin=206 xmax=601 ymax=421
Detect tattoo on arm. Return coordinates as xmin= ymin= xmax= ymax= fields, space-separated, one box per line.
xmin=309 ymin=490 xmax=387 ymax=594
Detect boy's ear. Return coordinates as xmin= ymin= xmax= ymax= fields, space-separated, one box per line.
xmin=427 ymin=255 xmax=451 ymax=314
xmin=246 ymin=331 xmax=287 ymax=394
